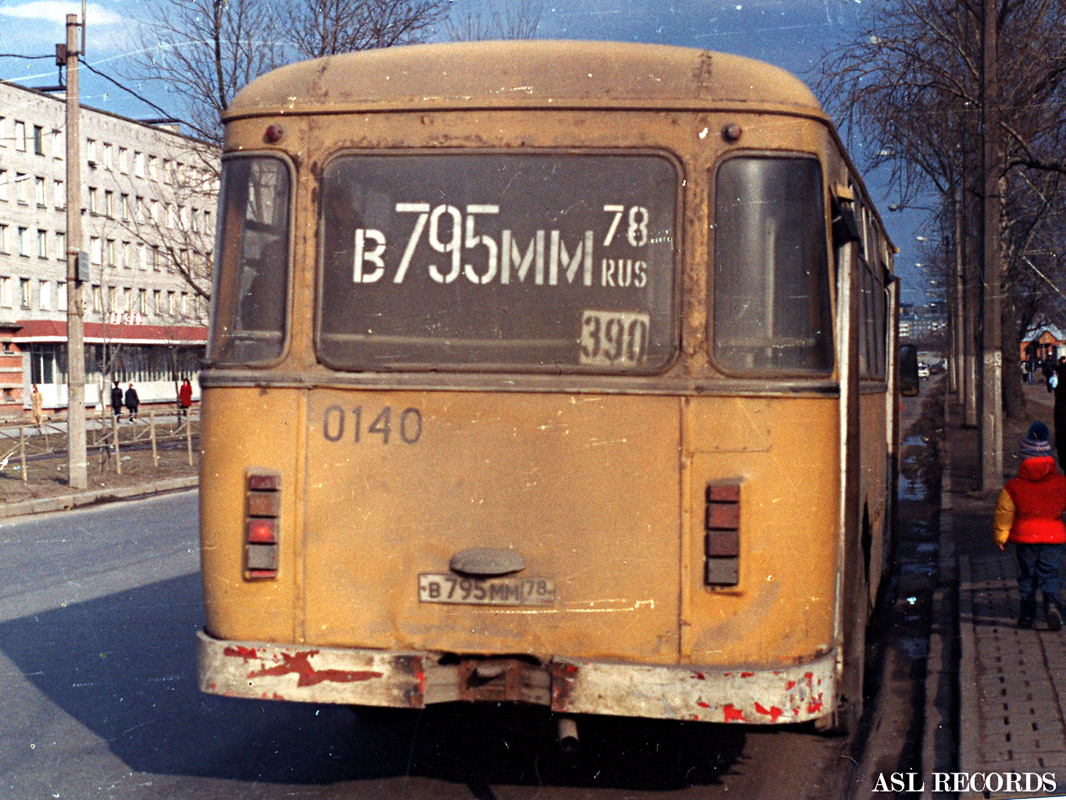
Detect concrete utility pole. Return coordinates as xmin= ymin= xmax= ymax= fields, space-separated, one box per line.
xmin=980 ymin=0 xmax=1003 ymax=491
xmin=63 ymin=13 xmax=87 ymax=489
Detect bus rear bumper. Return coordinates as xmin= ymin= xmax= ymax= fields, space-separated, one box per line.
xmin=197 ymin=629 xmax=836 ymax=724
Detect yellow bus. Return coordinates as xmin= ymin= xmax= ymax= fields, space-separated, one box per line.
xmin=197 ymin=41 xmax=900 ymax=736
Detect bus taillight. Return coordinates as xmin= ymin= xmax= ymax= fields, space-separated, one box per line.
xmin=705 ymin=483 xmax=741 ymax=586
xmin=245 ymin=469 xmax=281 ymax=580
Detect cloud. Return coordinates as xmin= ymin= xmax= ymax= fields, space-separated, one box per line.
xmin=0 ymin=2 xmax=124 ymax=26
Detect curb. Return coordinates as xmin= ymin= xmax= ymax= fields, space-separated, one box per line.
xmin=0 ymin=476 xmax=198 ymax=520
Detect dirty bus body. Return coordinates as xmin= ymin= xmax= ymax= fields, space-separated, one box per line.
xmin=198 ymin=41 xmax=899 ymax=733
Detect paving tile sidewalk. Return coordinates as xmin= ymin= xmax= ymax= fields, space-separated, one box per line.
xmin=947 ymin=383 xmax=1066 ymax=798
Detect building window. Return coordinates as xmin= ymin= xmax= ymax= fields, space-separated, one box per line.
xmin=36 ymin=229 xmax=46 ymax=258
xmin=0 ymin=224 xmax=7 ymax=253
xmin=40 ymin=280 xmax=51 ymax=310
xmin=52 ymin=129 xmax=62 ymax=159
xmin=35 ymin=176 xmax=45 ymax=206
xmin=86 ymin=138 xmax=97 ymax=164
xmin=54 ymin=179 xmax=64 ymax=209
xmin=15 ymin=173 xmax=27 ymax=204
xmin=0 ymin=277 xmax=10 ymax=306
xmin=137 ymin=242 xmax=147 ymax=270
xmin=92 ymin=284 xmax=102 ymax=313
xmin=134 ymin=151 xmax=144 ymax=178
xmin=123 ymin=286 xmax=132 ymax=311
xmin=105 ymin=190 xmax=114 ymax=217
xmin=120 ymin=193 xmax=129 ymax=220
xmin=107 ymin=285 xmax=116 ymax=312
xmin=167 ymin=290 xmax=175 ymax=314
xmin=152 ymin=245 xmax=161 ymax=271
xmin=153 ymin=289 xmax=162 ymax=314
xmin=103 ymin=143 xmax=113 ymax=169
xmin=14 ymin=121 xmax=25 ymax=151
xmin=138 ymin=288 xmax=147 ymax=314
xmin=135 ymin=195 xmax=145 ymax=223
xmin=17 ymin=227 xmax=28 ymax=256
xmin=88 ymin=186 xmax=97 ymax=214
xmin=33 ymin=125 xmax=43 ymax=155
xmin=149 ymin=155 xmax=158 ymax=181
xmin=118 ymin=147 xmax=128 ymax=173
xmin=55 ymin=231 xmax=65 ymax=261
xmin=58 ymin=282 xmax=67 ymax=311
xmin=106 ymin=238 xmax=116 ymax=266
xmin=0 ymin=169 xmax=7 ymax=201
xmin=19 ymin=278 xmax=30 ymax=309
xmin=122 ymin=241 xmax=132 ymax=268
xmin=90 ymin=236 xmax=102 ymax=265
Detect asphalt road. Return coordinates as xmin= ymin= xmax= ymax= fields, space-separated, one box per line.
xmin=0 ymin=491 xmax=879 ymax=799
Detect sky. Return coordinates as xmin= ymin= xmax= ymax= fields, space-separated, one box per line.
xmin=0 ymin=0 xmax=933 ymax=302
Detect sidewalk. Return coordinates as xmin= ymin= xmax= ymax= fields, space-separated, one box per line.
xmin=943 ymin=382 xmax=1066 ymax=798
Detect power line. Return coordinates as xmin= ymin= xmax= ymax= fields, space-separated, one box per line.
xmin=0 ymin=53 xmax=54 ymax=59
xmin=79 ymin=59 xmax=191 ymax=131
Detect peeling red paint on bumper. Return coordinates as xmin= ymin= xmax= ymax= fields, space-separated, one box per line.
xmin=198 ymin=630 xmax=837 ymax=725
xmin=547 ymin=652 xmax=838 ymax=724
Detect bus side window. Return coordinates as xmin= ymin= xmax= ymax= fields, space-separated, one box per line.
xmin=209 ymin=157 xmax=291 ymax=364
xmin=712 ymin=156 xmax=834 ymax=375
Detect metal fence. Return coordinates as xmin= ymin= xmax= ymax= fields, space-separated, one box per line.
xmin=0 ymin=408 xmax=200 ymax=481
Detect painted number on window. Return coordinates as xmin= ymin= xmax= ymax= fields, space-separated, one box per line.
xmin=579 ymin=310 xmax=650 ymax=366
xmin=323 ymin=405 xmax=423 ymax=444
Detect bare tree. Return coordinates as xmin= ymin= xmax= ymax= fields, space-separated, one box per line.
xmin=122 ymin=0 xmax=286 ymax=146
xmin=445 ymin=0 xmax=543 ymax=41
xmin=287 ymin=0 xmax=451 ymax=58
xmin=816 ymin=0 xmax=1066 ymax=419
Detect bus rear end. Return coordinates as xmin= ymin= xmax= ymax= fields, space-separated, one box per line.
xmin=198 ymin=42 xmax=866 ymax=729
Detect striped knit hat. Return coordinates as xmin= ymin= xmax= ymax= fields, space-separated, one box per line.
xmin=1021 ymin=421 xmax=1054 ymax=459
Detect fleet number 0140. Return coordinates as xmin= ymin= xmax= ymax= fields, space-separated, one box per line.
xmin=322 ymin=405 xmax=422 ymax=444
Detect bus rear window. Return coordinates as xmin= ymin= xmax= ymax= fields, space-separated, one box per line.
xmin=316 ymin=153 xmax=678 ymax=372
xmin=209 ymin=157 xmax=291 ymax=365
xmin=713 ymin=156 xmax=833 ymax=376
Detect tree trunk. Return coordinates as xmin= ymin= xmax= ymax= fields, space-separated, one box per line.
xmin=1003 ymin=297 xmax=1026 ymax=419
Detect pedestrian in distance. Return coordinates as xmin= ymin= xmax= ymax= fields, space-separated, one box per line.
xmin=110 ymin=381 xmax=123 ymax=418
xmin=124 ymin=382 xmax=140 ymax=422
xmin=1043 ymin=358 xmax=1054 ymax=392
xmin=178 ymin=378 xmax=193 ymax=418
xmin=29 ymin=384 xmax=43 ymax=426
xmin=994 ymin=421 xmax=1066 ymax=630
xmin=1056 ymin=358 xmax=1066 ymax=464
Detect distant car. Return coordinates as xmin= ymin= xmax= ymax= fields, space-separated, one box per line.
xmin=918 ymin=363 xmax=930 ymax=379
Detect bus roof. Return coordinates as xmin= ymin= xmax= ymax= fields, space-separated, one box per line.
xmin=225 ymin=41 xmax=827 ymax=119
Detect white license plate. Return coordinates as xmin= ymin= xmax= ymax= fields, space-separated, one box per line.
xmin=418 ymin=573 xmax=556 ymax=606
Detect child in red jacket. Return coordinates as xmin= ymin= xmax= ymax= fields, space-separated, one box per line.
xmin=994 ymin=421 xmax=1066 ymax=630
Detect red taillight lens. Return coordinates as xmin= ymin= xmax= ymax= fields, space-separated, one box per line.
xmin=245 ymin=469 xmax=281 ymax=580
xmin=247 ymin=517 xmax=277 ymax=543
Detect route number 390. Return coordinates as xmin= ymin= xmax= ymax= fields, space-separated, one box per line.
xmin=322 ymin=405 xmax=422 ymax=445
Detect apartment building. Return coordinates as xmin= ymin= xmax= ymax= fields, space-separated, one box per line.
xmin=0 ymin=80 xmax=217 ymax=420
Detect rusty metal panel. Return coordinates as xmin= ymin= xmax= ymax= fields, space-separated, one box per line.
xmin=550 ymin=652 xmax=836 ymax=724
xmin=199 ymin=387 xmax=302 ymax=643
xmin=302 ymin=390 xmax=682 ymax=662
xmin=682 ymin=397 xmax=839 ymax=663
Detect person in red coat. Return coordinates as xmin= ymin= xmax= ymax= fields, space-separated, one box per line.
xmin=994 ymin=421 xmax=1066 ymax=630
xmin=178 ymin=379 xmax=193 ymax=418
